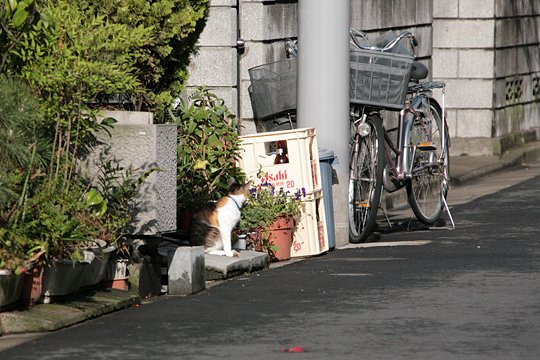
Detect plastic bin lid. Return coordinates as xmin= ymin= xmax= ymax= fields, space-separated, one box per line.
xmin=318 ymin=148 xmax=336 ymax=162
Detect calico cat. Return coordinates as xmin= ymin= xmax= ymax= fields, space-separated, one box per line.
xmin=189 ymin=182 xmax=250 ymax=257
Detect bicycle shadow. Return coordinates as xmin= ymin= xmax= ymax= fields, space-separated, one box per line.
xmin=369 ymin=213 xmax=450 ymax=242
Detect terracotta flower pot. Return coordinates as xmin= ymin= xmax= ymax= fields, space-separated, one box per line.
xmin=268 ymin=216 xmax=295 ymax=261
xmin=20 ymin=266 xmax=43 ymax=307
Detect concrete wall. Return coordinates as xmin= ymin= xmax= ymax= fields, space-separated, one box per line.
xmin=187 ymin=0 xmax=239 ymax=120
xmin=494 ymin=1 xmax=540 ymax=152
xmin=188 ymin=0 xmax=432 ymax=134
xmin=433 ymin=0 xmax=540 ymax=156
xmin=187 ymin=0 xmax=540 ymax=154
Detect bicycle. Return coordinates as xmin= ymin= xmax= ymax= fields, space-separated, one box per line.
xmin=348 ymin=28 xmax=451 ymax=243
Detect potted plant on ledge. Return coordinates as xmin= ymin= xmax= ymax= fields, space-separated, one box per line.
xmin=238 ymin=175 xmax=306 ymax=261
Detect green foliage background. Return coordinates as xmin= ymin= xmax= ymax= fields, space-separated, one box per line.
xmin=0 ymin=0 xmax=209 ymax=265
xmin=76 ymin=0 xmax=208 ymax=115
xmin=1 ymin=0 xmax=208 ymax=115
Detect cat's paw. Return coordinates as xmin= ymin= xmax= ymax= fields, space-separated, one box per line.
xmin=225 ymin=250 xmax=240 ymax=257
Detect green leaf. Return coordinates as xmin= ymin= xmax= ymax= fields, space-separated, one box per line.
xmin=187 ymin=121 xmax=197 ymax=134
xmin=194 ymin=160 xmax=206 ymax=170
xmin=208 ymin=133 xmax=221 ymax=147
xmin=11 ymin=7 xmax=29 ymax=27
xmin=85 ymin=189 xmax=104 ymax=206
xmin=84 ymin=189 xmax=107 ymax=217
xmin=100 ymin=117 xmax=118 ymax=127
xmin=8 ymin=0 xmax=17 ymax=12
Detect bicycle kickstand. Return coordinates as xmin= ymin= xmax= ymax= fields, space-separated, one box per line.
xmin=379 ymin=190 xmax=392 ymax=229
xmin=441 ymin=195 xmax=456 ymax=230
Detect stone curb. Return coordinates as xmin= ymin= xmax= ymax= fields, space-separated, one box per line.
xmin=205 ymin=250 xmax=270 ymax=281
xmin=450 ymin=142 xmax=540 ymax=186
xmin=0 ymin=290 xmax=140 ymax=335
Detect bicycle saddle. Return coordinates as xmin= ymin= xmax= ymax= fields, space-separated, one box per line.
xmin=410 ymin=61 xmax=428 ymax=80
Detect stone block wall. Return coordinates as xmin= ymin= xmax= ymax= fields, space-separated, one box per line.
xmin=493 ymin=1 xmax=540 ymax=151
xmin=186 ymin=0 xmax=298 ymax=134
xmin=187 ymin=0 xmax=239 ymax=118
xmin=433 ymin=0 xmax=540 ymax=155
xmin=351 ymin=0 xmax=433 ymax=61
xmin=239 ymin=1 xmax=298 ymax=130
xmin=187 ymin=0 xmax=540 ymax=155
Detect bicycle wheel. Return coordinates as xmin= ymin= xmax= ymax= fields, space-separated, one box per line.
xmin=407 ymin=97 xmax=450 ymax=224
xmin=348 ymin=114 xmax=384 ymax=243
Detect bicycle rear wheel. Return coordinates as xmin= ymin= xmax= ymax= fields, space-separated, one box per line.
xmin=348 ymin=114 xmax=384 ymax=243
xmin=407 ymin=98 xmax=449 ymax=224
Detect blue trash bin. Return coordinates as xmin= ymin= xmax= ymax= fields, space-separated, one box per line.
xmin=318 ymin=148 xmax=336 ymax=249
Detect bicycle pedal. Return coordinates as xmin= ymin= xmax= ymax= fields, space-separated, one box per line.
xmin=417 ymin=142 xmax=436 ymax=151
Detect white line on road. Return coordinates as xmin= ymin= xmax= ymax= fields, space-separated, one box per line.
xmin=338 ymin=240 xmax=432 ymax=249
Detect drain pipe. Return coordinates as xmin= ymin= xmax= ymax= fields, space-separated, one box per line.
xmin=297 ymin=0 xmax=350 ymax=247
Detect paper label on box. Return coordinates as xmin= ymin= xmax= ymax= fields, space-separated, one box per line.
xmin=260 ymin=166 xmax=299 ymax=190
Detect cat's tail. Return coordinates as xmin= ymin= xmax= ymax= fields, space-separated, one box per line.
xmin=189 ymin=218 xmax=221 ymax=247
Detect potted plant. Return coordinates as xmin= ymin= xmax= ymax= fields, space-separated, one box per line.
xmin=82 ymin=160 xmax=157 ymax=290
xmin=0 ymin=248 xmax=27 ymax=310
xmin=169 ymin=88 xmax=246 ymax=230
xmin=238 ymin=174 xmax=306 ymax=261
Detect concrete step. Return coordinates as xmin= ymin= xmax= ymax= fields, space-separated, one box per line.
xmin=204 ymin=250 xmax=270 ymax=281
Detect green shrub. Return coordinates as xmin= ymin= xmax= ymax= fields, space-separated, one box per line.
xmin=76 ymin=0 xmax=208 ymax=116
xmin=0 ymin=75 xmax=49 ymax=211
xmin=170 ymin=88 xmax=245 ymax=211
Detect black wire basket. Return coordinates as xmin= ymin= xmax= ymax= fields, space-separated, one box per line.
xmin=248 ymin=58 xmax=297 ymax=120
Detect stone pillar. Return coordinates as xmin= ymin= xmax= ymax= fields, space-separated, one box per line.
xmin=168 ymin=247 xmax=206 ymax=295
xmin=90 ymin=111 xmax=177 ymax=235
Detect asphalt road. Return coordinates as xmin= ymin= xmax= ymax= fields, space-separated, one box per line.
xmin=1 ymin=168 xmax=539 ymax=359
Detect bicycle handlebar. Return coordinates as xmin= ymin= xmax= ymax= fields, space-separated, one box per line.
xmin=350 ymin=28 xmax=417 ymax=52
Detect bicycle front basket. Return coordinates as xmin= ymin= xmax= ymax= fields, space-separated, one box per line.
xmin=350 ymin=49 xmax=414 ymax=111
xmin=248 ymin=58 xmax=297 ymax=120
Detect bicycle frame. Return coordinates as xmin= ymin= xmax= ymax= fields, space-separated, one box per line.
xmin=353 ymin=84 xmax=447 ymax=194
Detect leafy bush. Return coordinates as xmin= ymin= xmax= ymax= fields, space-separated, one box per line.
xmin=9 ymin=0 xmax=149 ymax=187
xmin=84 ymin=160 xmax=157 ymax=246
xmin=0 ymin=0 xmax=208 ymax=266
xmin=1 ymin=178 xmax=93 ymax=264
xmin=170 ymin=88 xmax=245 ymax=211
xmin=75 ymin=0 xmax=208 ymax=116
xmin=0 ymin=75 xmax=49 ymax=210
xmin=3 ymin=0 xmax=208 ymax=116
